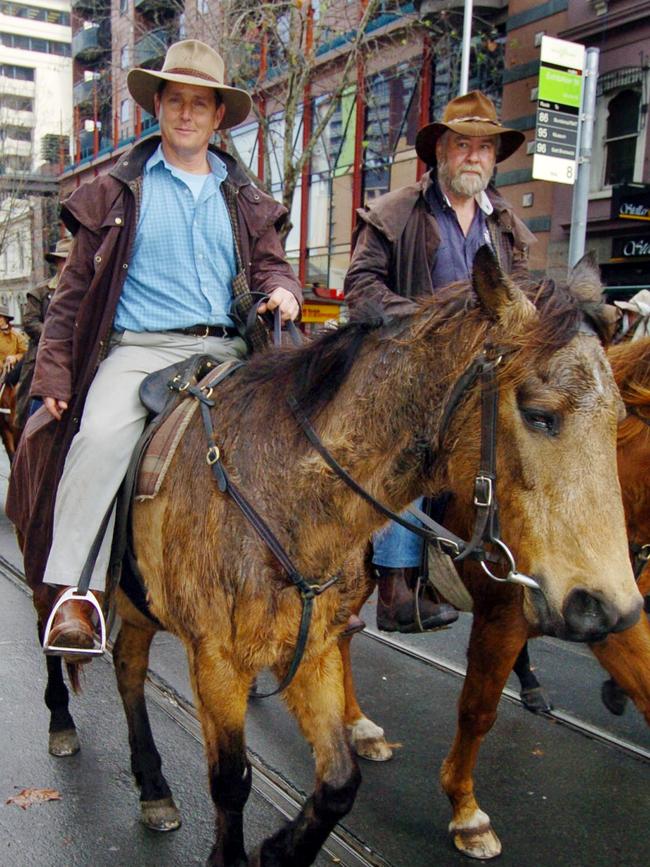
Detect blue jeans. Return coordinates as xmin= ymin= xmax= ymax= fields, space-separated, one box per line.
xmin=371 ymin=497 xmax=425 ymax=568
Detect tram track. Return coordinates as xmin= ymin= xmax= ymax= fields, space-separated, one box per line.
xmin=361 ymin=626 xmax=650 ymax=764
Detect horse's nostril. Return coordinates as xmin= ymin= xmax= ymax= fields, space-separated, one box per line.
xmin=562 ymin=587 xmax=617 ymax=640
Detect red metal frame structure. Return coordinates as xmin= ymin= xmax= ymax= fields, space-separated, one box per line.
xmin=298 ymin=1 xmax=315 ymax=287
xmin=351 ymin=0 xmax=368 ymax=233
xmin=417 ymin=34 xmax=433 ymax=180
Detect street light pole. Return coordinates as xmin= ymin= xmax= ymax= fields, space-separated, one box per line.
xmin=568 ymin=46 xmax=600 ymax=270
xmin=459 ymin=0 xmax=474 ymax=95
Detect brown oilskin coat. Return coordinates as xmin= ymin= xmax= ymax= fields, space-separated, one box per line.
xmin=344 ymin=171 xmax=537 ymax=315
xmin=7 ymin=135 xmax=302 ymax=589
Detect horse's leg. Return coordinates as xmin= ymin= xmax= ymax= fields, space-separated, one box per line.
xmin=441 ymin=608 xmax=528 ymax=860
xmin=250 ymin=644 xmax=361 ymax=867
xmin=44 ymin=653 xmax=80 ymax=756
xmin=512 ymin=641 xmax=553 ymax=714
xmin=340 ymin=633 xmax=393 ymax=761
xmin=188 ymin=639 xmax=252 ymax=867
xmin=589 ymin=616 xmax=650 ymax=725
xmin=112 ymin=619 xmax=181 ymax=832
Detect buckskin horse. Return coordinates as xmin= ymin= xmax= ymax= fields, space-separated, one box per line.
xmin=32 ymin=248 xmax=641 ymax=867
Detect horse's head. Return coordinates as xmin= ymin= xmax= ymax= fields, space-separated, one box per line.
xmin=441 ymin=248 xmax=642 ymax=642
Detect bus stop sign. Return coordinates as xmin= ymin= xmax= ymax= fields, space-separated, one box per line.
xmin=533 ymin=36 xmax=586 ymax=185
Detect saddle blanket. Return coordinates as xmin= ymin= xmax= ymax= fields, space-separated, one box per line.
xmin=136 ymin=359 xmax=239 ymax=500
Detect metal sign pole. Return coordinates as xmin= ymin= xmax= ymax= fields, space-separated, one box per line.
xmin=459 ymin=0 xmax=474 ymax=96
xmin=568 ymin=47 xmax=600 ymax=270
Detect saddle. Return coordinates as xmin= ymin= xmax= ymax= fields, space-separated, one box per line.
xmin=110 ymin=354 xmax=244 ymax=622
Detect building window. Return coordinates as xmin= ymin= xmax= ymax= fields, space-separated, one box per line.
xmin=0 ymin=63 xmax=35 ymax=81
xmin=0 ymin=94 xmax=33 ymax=112
xmin=0 ymin=32 xmax=70 ymax=56
xmin=121 ymin=45 xmax=130 ymax=69
xmin=120 ymin=98 xmax=131 ymax=123
xmin=197 ymin=0 xmax=209 ymax=12
xmin=0 ymin=2 xmax=70 ymax=26
xmin=120 ymin=0 xmax=128 ymax=13
xmin=604 ymin=89 xmax=642 ymax=186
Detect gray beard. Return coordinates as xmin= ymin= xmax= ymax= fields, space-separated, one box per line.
xmin=438 ymin=157 xmax=489 ymax=198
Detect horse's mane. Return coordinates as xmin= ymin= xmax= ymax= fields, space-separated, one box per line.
xmin=608 ymin=337 xmax=650 ymax=446
xmin=237 ymin=277 xmax=592 ymax=419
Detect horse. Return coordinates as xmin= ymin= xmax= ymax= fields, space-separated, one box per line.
xmin=31 ymin=248 xmax=641 ymax=867
xmin=341 ymin=337 xmax=650 ymax=860
xmin=0 ymin=364 xmax=19 ymax=462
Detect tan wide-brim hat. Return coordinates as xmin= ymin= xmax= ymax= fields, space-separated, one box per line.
xmin=127 ymin=40 xmax=252 ymax=130
xmin=416 ymin=91 xmax=525 ymax=166
xmin=45 ymin=235 xmax=73 ymax=263
xmin=614 ymin=289 xmax=650 ymax=315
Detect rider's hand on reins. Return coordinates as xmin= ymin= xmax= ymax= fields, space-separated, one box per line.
xmin=257 ymin=287 xmax=300 ymax=323
xmin=44 ymin=397 xmax=69 ymax=421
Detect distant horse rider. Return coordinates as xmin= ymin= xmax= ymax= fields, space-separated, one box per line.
xmin=15 ymin=236 xmax=72 ymax=430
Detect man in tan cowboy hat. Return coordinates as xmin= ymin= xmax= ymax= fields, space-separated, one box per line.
xmin=7 ymin=39 xmax=302 ymax=658
xmin=14 ymin=236 xmax=73 ymax=429
xmin=344 ymin=90 xmax=536 ymax=634
xmin=0 ymin=304 xmax=28 ymax=373
xmin=614 ymin=289 xmax=650 ymax=342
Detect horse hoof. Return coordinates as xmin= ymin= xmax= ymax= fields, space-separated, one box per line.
xmin=520 ymin=685 xmax=553 ymax=714
xmin=452 ymin=825 xmax=502 ymax=860
xmin=348 ymin=717 xmax=394 ymax=762
xmin=601 ymin=679 xmax=628 ymax=716
xmin=49 ymin=728 xmax=80 ymax=757
xmin=450 ymin=810 xmax=502 ymax=860
xmin=141 ymin=797 xmax=182 ymax=832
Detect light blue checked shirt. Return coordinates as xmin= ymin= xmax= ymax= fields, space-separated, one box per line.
xmin=114 ymin=145 xmax=237 ymax=332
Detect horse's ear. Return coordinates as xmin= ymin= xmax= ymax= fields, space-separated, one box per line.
xmin=472 ymin=245 xmax=533 ymax=327
xmin=568 ymin=252 xmax=619 ymax=343
xmin=568 ymin=251 xmax=602 ymax=303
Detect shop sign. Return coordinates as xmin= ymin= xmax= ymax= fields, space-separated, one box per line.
xmin=611 ymin=235 xmax=650 ymax=261
xmin=301 ymin=301 xmax=342 ymax=324
xmin=611 ymin=185 xmax=650 ymax=221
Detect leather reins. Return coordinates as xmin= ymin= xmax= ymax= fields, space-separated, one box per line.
xmin=288 ymin=346 xmax=540 ymax=590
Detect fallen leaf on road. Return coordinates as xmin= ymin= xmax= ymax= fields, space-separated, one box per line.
xmin=532 ymin=748 xmax=544 ymax=757
xmin=6 ymin=788 xmax=62 ymax=809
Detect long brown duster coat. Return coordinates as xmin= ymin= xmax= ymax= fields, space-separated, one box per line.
xmin=7 ymin=135 xmax=302 ymax=589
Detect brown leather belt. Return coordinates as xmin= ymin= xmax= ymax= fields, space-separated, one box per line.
xmin=171 ymin=324 xmax=239 ymax=338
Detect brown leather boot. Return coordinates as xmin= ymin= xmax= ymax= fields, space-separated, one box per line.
xmin=46 ymin=588 xmax=104 ymax=658
xmin=375 ymin=567 xmax=458 ymax=633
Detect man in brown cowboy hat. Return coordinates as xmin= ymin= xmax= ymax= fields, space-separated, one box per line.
xmin=14 ymin=236 xmax=73 ymax=430
xmin=345 ymin=90 xmax=536 ymax=634
xmin=7 ymin=39 xmax=302 ymax=658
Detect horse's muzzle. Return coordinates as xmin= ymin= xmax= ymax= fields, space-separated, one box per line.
xmin=560 ymin=586 xmax=643 ymax=643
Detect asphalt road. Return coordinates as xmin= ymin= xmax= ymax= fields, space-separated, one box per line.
xmin=0 ymin=450 xmax=648 ymax=867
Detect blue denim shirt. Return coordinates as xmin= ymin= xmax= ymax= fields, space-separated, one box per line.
xmin=114 ymin=145 xmax=237 ymax=332
xmin=425 ymin=180 xmax=494 ymax=289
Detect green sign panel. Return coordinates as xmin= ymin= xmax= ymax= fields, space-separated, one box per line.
xmin=538 ymin=66 xmax=582 ymax=108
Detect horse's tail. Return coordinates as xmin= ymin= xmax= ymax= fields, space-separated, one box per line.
xmin=65 ymin=661 xmax=84 ymax=694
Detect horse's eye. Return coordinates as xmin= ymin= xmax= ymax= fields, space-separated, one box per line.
xmin=520 ymin=408 xmax=559 ymax=436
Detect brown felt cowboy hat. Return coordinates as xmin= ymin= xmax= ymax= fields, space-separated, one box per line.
xmin=127 ymin=40 xmax=252 ymax=131
xmin=45 ymin=235 xmax=73 ymax=263
xmin=415 ymin=91 xmax=525 ymax=166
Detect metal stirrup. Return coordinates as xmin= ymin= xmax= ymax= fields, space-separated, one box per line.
xmin=42 ymin=588 xmax=107 ymax=658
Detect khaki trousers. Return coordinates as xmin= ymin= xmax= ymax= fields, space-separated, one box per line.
xmin=44 ymin=329 xmax=247 ymax=591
